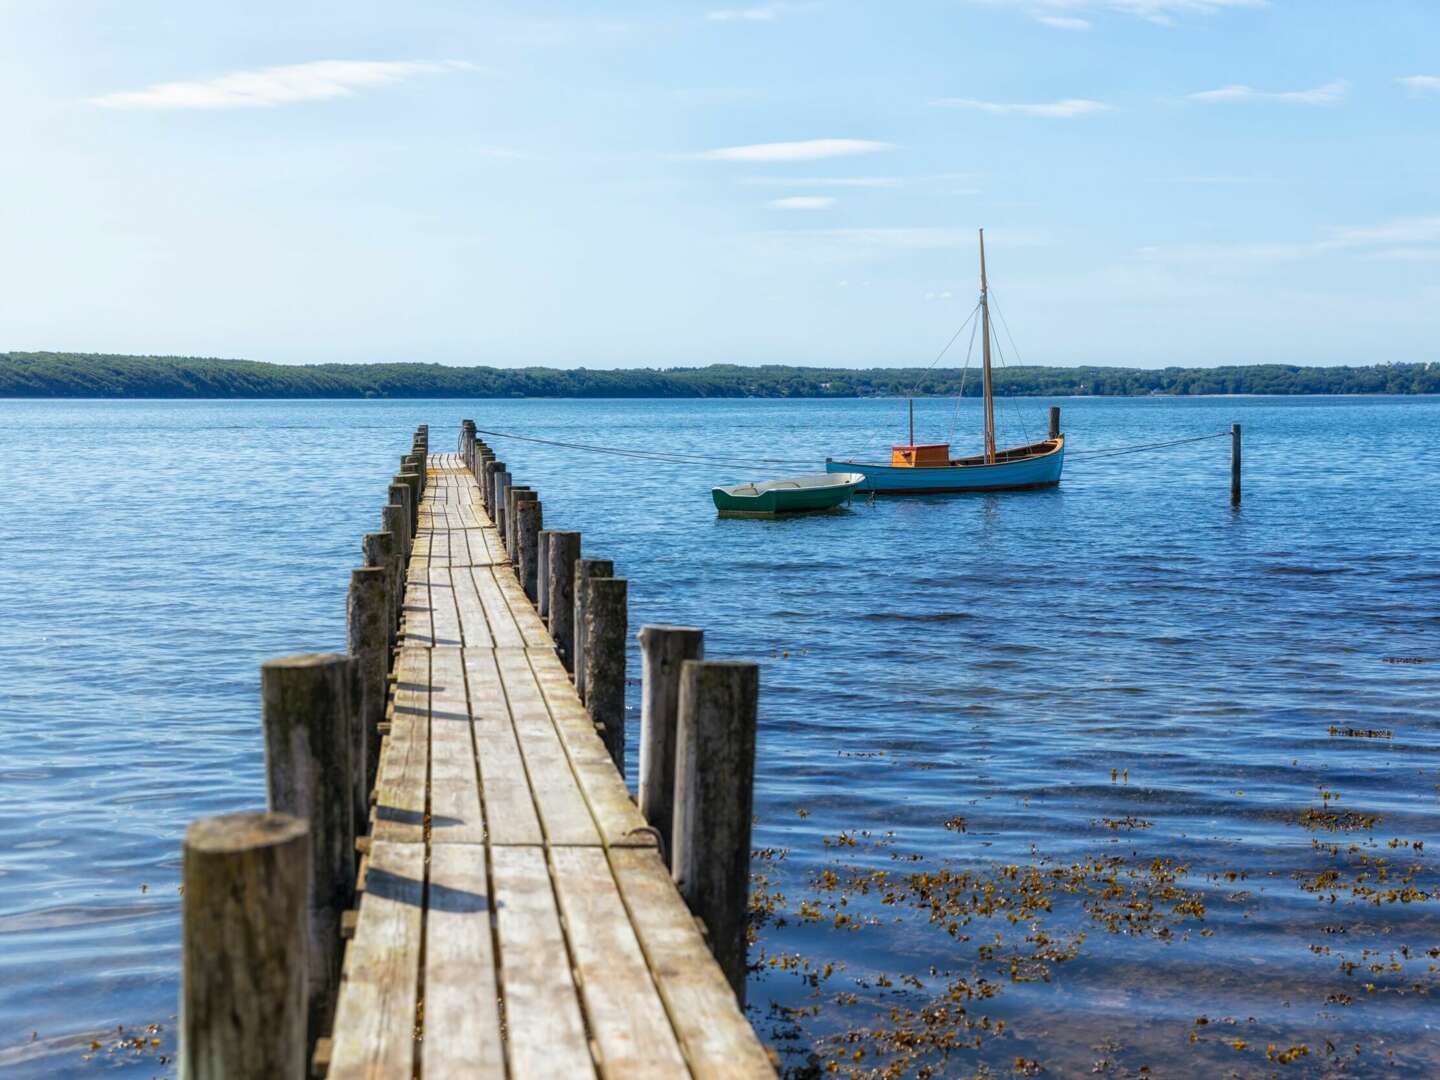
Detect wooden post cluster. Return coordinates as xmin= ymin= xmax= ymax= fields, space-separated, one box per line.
xmin=1231 ymin=422 xmax=1242 ymax=506
xmin=182 ymin=424 xmax=429 ymax=1072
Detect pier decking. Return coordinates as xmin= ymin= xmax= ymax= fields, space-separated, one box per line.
xmin=325 ymin=453 xmax=774 ymax=1078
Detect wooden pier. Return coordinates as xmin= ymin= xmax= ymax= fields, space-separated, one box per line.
xmin=180 ymin=424 xmax=775 ymax=1078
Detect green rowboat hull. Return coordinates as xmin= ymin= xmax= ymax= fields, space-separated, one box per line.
xmin=712 ymin=472 xmax=865 ymax=516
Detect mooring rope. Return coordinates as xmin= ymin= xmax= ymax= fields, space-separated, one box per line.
xmin=1064 ymin=430 xmax=1231 ymax=459
xmin=473 ymin=425 xmax=1231 ymax=471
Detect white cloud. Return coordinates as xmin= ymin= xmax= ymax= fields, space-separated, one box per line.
xmin=1187 ymin=79 xmax=1348 ymax=105
xmin=698 ymin=138 xmax=893 ymax=162
xmin=931 ymin=97 xmax=1110 ymax=117
xmin=740 ymin=176 xmax=901 ymax=188
xmin=1398 ymin=75 xmax=1440 ymax=95
xmin=973 ymin=0 xmax=1264 ymax=27
xmin=706 ymin=2 xmax=814 ymax=21
xmin=924 ymin=290 xmax=955 ymax=301
xmin=1138 ymin=215 xmax=1440 ymax=265
xmin=767 ymin=196 xmax=837 ymax=210
xmin=90 ymin=59 xmax=475 ymax=110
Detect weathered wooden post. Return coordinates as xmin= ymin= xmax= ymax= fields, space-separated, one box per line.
xmin=483 ymin=460 xmax=503 ymax=518
xmin=582 ymin=577 xmax=627 ymax=768
xmin=672 ymin=660 xmax=760 ymax=1004
xmin=506 ymin=485 xmax=532 ymax=555
xmin=348 ymin=566 xmax=388 ymax=817
xmin=1049 ymin=405 xmax=1061 ymax=440
xmin=546 ymin=531 xmax=581 ymax=670
xmin=386 ymin=486 xmax=412 ymax=559
xmin=402 ymin=454 xmax=423 ymax=496
xmin=516 ymin=500 xmax=543 ymax=603
xmin=363 ymin=530 xmax=400 ymax=651
xmin=261 ymin=653 xmax=356 ymax=1047
xmin=537 ymin=531 xmax=552 ymax=619
xmin=637 ymin=626 xmax=704 ymax=866
xmin=1231 ymin=422 xmax=1242 ymax=506
xmin=398 ymin=471 xmax=421 ymax=533
xmin=181 ymin=813 xmax=309 ymax=1080
xmin=493 ymin=470 xmax=512 ymax=550
xmin=573 ymin=557 xmax=614 ymax=702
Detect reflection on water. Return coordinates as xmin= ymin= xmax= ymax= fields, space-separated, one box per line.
xmin=0 ymin=396 xmax=1437 ymax=1077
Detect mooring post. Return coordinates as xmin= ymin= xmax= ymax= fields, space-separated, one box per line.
xmin=511 ymin=489 xmax=538 ymax=577
xmin=381 ymin=501 xmax=410 ymax=635
xmin=363 ymin=530 xmax=399 ymax=653
xmin=583 ymin=577 xmax=628 ymax=768
xmin=494 ymin=471 xmax=512 ymax=551
xmin=386 ymin=485 xmax=412 ymax=559
xmin=516 ymin=500 xmax=543 ymax=603
xmin=1049 ymin=405 xmax=1061 ymax=440
xmin=573 ymin=558 xmax=615 ymax=702
xmin=672 ymin=659 xmax=760 ymax=1004
xmin=1231 ymin=422 xmax=1242 ymax=506
xmin=181 ymin=812 xmax=309 ymax=1080
xmin=537 ymin=531 xmax=552 ymax=619
xmin=398 ymin=471 xmax=421 ymax=534
xmin=637 ymin=625 xmax=704 ymax=866
xmin=483 ymin=460 xmax=503 ymax=518
xmin=261 ymin=653 xmax=355 ymax=1048
xmin=546 ymin=531 xmax=582 ymax=671
xmin=402 ymin=454 xmax=423 ymax=497
xmin=506 ymin=484 xmax=532 ymax=555
xmin=348 ymin=566 xmax=388 ymax=821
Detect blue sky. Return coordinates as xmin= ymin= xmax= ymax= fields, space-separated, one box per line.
xmin=2 ymin=1 xmax=1437 ymax=369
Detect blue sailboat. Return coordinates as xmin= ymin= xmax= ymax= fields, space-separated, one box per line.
xmin=826 ymin=230 xmax=1064 ymax=494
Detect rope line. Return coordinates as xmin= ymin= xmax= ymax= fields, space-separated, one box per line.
xmin=1064 ymin=430 xmax=1231 ymax=458
xmin=473 ymin=425 xmax=1232 ymax=471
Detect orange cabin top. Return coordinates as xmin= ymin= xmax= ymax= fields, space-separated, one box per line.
xmin=890 ymin=443 xmax=952 ymax=468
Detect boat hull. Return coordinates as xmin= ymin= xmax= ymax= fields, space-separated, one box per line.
xmin=712 ymin=472 xmax=864 ymax=516
xmin=826 ymin=441 xmax=1063 ymax=494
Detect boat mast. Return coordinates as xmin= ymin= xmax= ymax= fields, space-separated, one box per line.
xmin=979 ymin=228 xmax=997 ymax=463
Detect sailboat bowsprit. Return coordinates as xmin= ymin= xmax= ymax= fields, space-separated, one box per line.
xmin=825 ymin=229 xmax=1066 ymax=494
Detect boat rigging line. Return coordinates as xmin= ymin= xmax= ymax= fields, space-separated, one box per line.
xmin=1064 ymin=430 xmax=1232 ymax=459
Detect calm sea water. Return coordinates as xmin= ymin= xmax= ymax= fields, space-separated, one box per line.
xmin=1 ymin=396 xmax=1437 ymax=1077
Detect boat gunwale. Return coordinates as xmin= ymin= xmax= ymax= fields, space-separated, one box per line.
xmin=827 ymin=435 xmax=1063 ymax=472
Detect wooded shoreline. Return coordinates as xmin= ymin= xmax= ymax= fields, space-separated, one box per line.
xmin=4 ymin=351 xmax=1438 ymax=399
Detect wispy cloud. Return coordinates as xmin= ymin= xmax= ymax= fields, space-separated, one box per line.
xmin=975 ymin=0 xmax=1264 ymax=28
xmin=767 ymin=196 xmax=837 ymax=210
xmin=1139 ymin=214 xmax=1440 ymax=264
xmin=90 ymin=59 xmax=475 ymax=110
xmin=698 ymin=138 xmax=893 ymax=162
xmin=1187 ymin=79 xmax=1348 ymax=105
xmin=924 ymin=290 xmax=956 ymax=301
xmin=1398 ymin=75 xmax=1440 ymax=95
xmin=931 ymin=96 xmax=1110 ymax=117
xmin=768 ymin=227 xmax=1048 ymax=250
xmin=741 ymin=176 xmax=901 ymax=188
xmin=706 ymin=2 xmax=814 ymax=21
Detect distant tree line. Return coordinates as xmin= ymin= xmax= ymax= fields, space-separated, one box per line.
xmin=2 ymin=352 xmax=1437 ymax=399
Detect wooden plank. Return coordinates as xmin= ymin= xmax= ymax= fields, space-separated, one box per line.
xmin=472 ymin=565 xmax=527 ymax=649
xmin=492 ymin=564 xmax=554 ymax=648
xmin=550 ymin=847 xmax=689 ymax=1078
xmin=462 ymin=648 xmax=543 ymax=846
xmin=400 ymin=562 xmax=433 ymax=647
xmin=451 ymin=565 xmax=496 ymax=648
xmin=610 ymin=847 xmax=777 ymax=1079
xmin=491 ymin=846 xmax=596 ymax=1078
xmin=428 ymin=647 xmax=486 ymax=844
xmin=423 ymin=845 xmax=505 ymax=1078
xmin=527 ymin=648 xmax=657 ymax=849
xmin=373 ymin=649 xmax=427 ymax=844
xmin=494 ymin=648 xmax=600 ymax=846
xmin=328 ymin=841 xmax=423 ymax=1080
xmin=428 ymin=565 xmax=463 ymax=647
